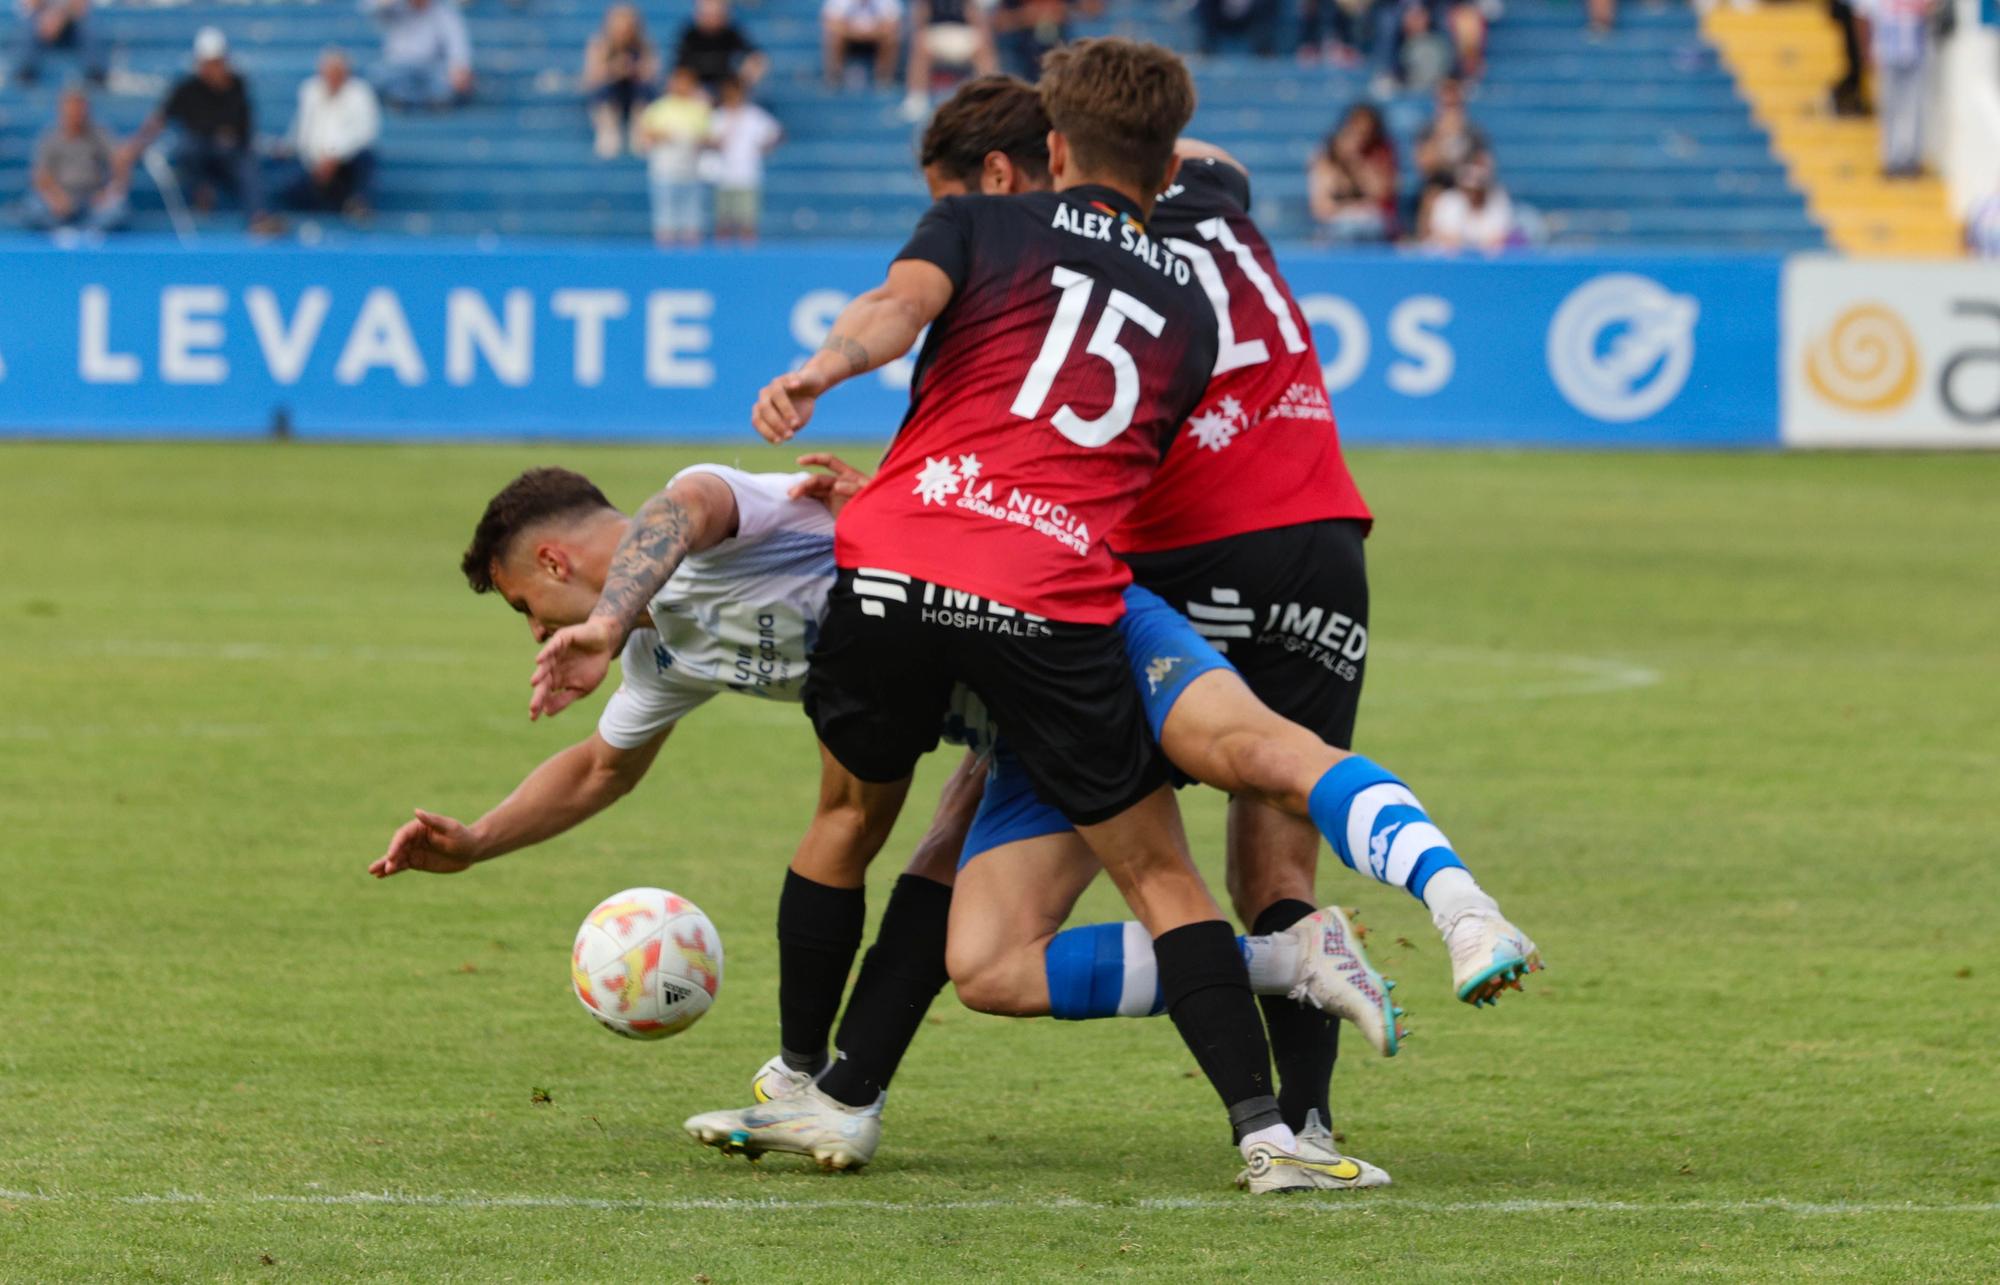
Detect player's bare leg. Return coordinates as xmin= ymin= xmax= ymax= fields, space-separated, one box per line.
xmin=945 ymin=832 xmax=1101 ymax=1016
xmin=1163 ymin=669 xmax=1543 ymax=1007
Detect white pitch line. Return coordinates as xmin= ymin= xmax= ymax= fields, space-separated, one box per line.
xmin=1 ymin=1189 xmax=1993 ymax=1217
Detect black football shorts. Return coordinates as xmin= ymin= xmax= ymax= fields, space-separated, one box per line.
xmin=803 ymin=568 xmax=1167 ymax=826
xmin=1119 ymin=518 xmax=1370 ymax=750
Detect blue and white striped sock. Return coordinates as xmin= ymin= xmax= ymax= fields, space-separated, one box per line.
xmin=1043 ymin=924 xmax=1301 ymax=1020
xmin=1307 ymin=756 xmax=1487 ymax=917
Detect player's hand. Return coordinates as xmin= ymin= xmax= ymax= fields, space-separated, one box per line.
xmin=752 ymin=370 xmax=825 ymax=443
xmin=530 ymin=615 xmax=621 ymax=721
xmin=789 ymin=452 xmax=872 ymax=516
xmin=370 ymin=808 xmax=481 ymax=877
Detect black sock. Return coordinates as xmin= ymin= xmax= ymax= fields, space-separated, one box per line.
xmin=1253 ymin=898 xmax=1340 ymax=1132
xmin=819 ymin=875 xmax=954 ymax=1108
xmin=776 ymin=869 xmax=866 ymax=1074
xmin=1154 ymin=919 xmax=1280 ymax=1142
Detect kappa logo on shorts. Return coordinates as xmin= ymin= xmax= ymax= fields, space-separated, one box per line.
xmin=1144 ymin=654 xmax=1183 ymax=694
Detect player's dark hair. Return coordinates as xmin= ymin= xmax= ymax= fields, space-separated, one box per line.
xmin=1038 ymin=39 xmax=1195 ymax=197
xmin=461 ymin=467 xmax=616 ymax=593
xmin=919 ymin=75 xmax=1050 ymax=187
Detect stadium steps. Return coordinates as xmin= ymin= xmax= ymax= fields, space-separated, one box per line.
xmin=0 ymin=0 xmax=1821 ymax=249
xmin=1701 ymin=0 xmax=1960 ymax=256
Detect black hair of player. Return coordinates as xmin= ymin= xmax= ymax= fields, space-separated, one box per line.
xmin=461 ymin=468 xmax=616 ymax=593
xmin=919 ymin=74 xmax=1051 ymax=186
xmin=1038 ymin=38 xmax=1195 ymax=197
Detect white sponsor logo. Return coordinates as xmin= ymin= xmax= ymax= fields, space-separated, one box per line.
xmin=1546 ymin=273 xmax=1699 ymax=423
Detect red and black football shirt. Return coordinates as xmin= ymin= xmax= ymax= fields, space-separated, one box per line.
xmin=833 ymin=185 xmax=1221 ymax=625
xmin=1108 ymin=158 xmax=1372 ymax=556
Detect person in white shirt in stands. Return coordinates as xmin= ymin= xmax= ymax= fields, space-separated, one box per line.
xmin=366 ymin=0 xmax=473 ymax=109
xmin=822 ymin=0 xmax=902 ymax=90
xmin=282 ymin=49 xmax=381 ymax=217
xmin=1423 ymin=148 xmax=1515 ymax=254
xmin=708 ymin=75 xmax=780 ymax=243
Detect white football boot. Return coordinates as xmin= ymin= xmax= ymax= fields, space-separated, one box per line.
xmin=1441 ymin=909 xmax=1544 ymax=1007
xmin=685 ymin=1084 xmax=881 ymax=1171
xmin=1237 ymin=1121 xmax=1392 ymax=1194
xmin=1278 ymin=907 xmax=1406 ymax=1056
xmin=749 ymin=1053 xmax=820 ymax=1103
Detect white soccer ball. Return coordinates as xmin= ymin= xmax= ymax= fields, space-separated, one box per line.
xmin=570 ymin=887 xmax=723 ymax=1040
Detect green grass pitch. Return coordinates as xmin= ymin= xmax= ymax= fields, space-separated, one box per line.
xmin=2 ymin=442 xmax=1997 ymax=1281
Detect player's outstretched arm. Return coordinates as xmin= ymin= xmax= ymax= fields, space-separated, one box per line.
xmin=368 ymin=728 xmax=671 ymax=877
xmin=752 ymin=259 xmax=954 ymax=443
xmin=529 ymin=471 xmax=739 ymax=721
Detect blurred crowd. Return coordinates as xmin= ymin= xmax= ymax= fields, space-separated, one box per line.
xmin=1308 ymin=77 xmax=1520 ymax=250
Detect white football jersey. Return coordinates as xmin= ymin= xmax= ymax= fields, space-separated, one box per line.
xmin=597 ymin=466 xmax=836 ymax=749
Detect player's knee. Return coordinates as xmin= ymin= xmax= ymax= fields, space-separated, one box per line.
xmin=946 ymin=947 xmax=1029 ymax=1016
xmin=1217 ymin=726 xmax=1335 ymax=809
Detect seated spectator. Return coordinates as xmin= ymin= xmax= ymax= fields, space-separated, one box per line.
xmin=1295 ymin=0 xmax=1363 ymax=67
xmin=1308 ymin=103 xmax=1397 ymax=243
xmin=11 ymin=0 xmax=105 ymax=86
xmin=1197 ymin=0 xmax=1282 ymax=59
xmin=675 ymin=0 xmax=767 ymax=97
xmin=822 ymin=0 xmax=903 ymax=90
xmin=990 ymin=0 xmax=1076 ymax=81
xmin=21 ymin=86 xmax=126 ymax=232
xmin=122 ymin=29 xmax=277 ymax=233
xmin=709 ymin=75 xmax=780 ymax=242
xmin=1423 ymin=149 xmax=1514 ymax=252
xmin=366 ymin=0 xmax=473 ymax=109
xmin=283 ymin=48 xmax=380 ymax=219
xmin=585 ymin=4 xmax=662 ymax=158
xmin=1412 ymin=76 xmax=1484 ymax=222
xmin=901 ymin=0 xmax=997 ymax=121
xmin=1369 ymin=0 xmax=1481 ymax=97
xmin=638 ymin=67 xmax=712 ymax=246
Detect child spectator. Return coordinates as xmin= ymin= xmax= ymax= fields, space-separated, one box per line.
xmin=585 ymin=4 xmax=661 ymax=158
xmin=1308 ymin=103 xmax=1398 ymax=243
xmin=1412 ymin=77 xmax=1484 ymax=225
xmin=11 ymin=0 xmax=106 ymax=85
xmin=637 ymin=66 xmax=712 ymax=246
xmin=708 ymin=75 xmax=780 ymax=242
xmin=675 ymin=0 xmax=767 ymax=96
xmin=21 ymin=86 xmax=127 ymax=232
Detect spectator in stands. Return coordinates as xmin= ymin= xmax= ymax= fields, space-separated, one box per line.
xmin=675 ymin=0 xmax=767 ymax=97
xmin=1967 ymin=182 xmax=2000 ymax=259
xmin=121 ymin=28 xmax=278 ymax=233
xmin=822 ymin=0 xmax=903 ymax=90
xmin=20 ymin=86 xmax=127 ymax=232
xmin=1369 ymin=0 xmax=1481 ymax=97
xmin=584 ymin=5 xmax=661 ymax=158
xmin=366 ymin=0 xmax=473 ymax=110
xmin=11 ymin=0 xmax=106 ymax=86
xmin=638 ymin=66 xmax=712 ymax=246
xmin=1864 ymin=0 xmax=1934 ymax=178
xmin=991 ymin=0 xmax=1079 ymax=81
xmin=1412 ymin=76 xmax=1483 ymax=224
xmin=1196 ymin=0 xmax=1283 ymax=58
xmin=1827 ymin=0 xmax=1869 ymax=116
xmin=901 ymin=0 xmax=997 ymax=121
xmin=1295 ymin=0 xmax=1362 ymax=67
xmin=1424 ymin=148 xmax=1514 ymax=252
xmin=709 ymin=74 xmax=780 ymax=241
xmin=1308 ymin=103 xmax=1397 ymax=243
xmin=1587 ymin=0 xmax=1613 ymax=38
xmin=282 ymin=48 xmax=380 ymax=218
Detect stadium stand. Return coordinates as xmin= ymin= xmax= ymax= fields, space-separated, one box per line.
xmin=0 ymin=0 xmax=1821 ymax=249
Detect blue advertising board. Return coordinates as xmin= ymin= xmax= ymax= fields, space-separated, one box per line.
xmin=0 ymin=238 xmax=1780 ymax=445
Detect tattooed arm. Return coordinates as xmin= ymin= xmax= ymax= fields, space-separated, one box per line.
xmin=526 ymin=470 xmax=740 ymax=721
xmin=751 ymin=258 xmax=955 ymax=443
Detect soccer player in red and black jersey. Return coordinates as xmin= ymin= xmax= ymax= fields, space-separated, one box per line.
xmin=690 ymin=39 xmax=1376 ymax=1189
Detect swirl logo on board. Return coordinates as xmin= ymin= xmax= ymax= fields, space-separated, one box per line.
xmin=1804 ymin=303 xmax=1919 ymax=414
xmin=1546 ymin=274 xmax=1700 ymax=423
